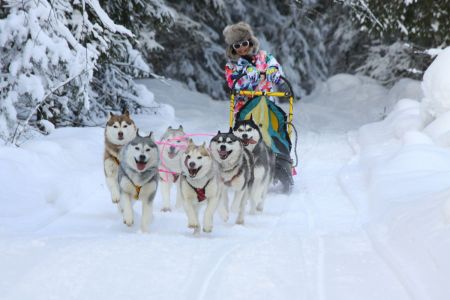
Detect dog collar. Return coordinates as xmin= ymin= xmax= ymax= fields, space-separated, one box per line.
xmin=222 ymin=167 xmax=243 ymax=187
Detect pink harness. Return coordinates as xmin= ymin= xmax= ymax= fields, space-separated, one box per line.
xmin=156 ymin=133 xmax=216 ymax=182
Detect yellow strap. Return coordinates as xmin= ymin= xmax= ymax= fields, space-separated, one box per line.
xmin=134 ymin=185 xmax=141 ymax=200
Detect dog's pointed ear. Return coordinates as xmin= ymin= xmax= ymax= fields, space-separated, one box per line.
xmin=228 ymin=127 xmax=233 ymax=134
xmin=178 ymin=125 xmax=183 ymax=130
xmin=122 ymin=109 xmax=130 ymax=116
xmin=217 ymin=130 xmax=221 ymax=134
xmin=200 ymin=142 xmax=209 ymax=156
xmin=168 ymin=126 xmax=172 ymax=130
xmin=107 ymin=112 xmax=114 ymax=121
xmin=136 ymin=129 xmax=141 ymax=137
xmin=148 ymin=131 xmax=153 ymax=138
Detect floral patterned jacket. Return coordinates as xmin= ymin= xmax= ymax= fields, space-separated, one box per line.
xmin=225 ymin=50 xmax=284 ymax=92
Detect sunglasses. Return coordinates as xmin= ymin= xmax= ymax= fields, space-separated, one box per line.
xmin=232 ymin=40 xmax=250 ymax=50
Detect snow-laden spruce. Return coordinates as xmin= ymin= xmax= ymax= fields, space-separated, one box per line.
xmin=0 ymin=0 xmax=158 ymax=145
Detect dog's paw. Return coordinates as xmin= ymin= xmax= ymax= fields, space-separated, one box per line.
xmin=203 ymin=226 xmax=213 ymax=233
xmin=161 ymin=207 xmax=172 ymax=213
xmin=123 ymin=217 xmax=134 ymax=227
xmin=188 ymin=223 xmax=199 ymax=229
xmin=112 ymin=197 xmax=120 ymax=204
xmin=235 ymin=218 xmax=245 ymax=225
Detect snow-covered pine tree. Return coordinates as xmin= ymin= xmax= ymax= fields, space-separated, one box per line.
xmin=343 ymin=0 xmax=449 ymax=84
xmin=0 ymin=0 xmax=96 ymax=144
xmin=0 ymin=0 xmax=157 ymax=145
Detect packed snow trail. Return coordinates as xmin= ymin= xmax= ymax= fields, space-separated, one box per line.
xmin=0 ymin=79 xmax=413 ymax=299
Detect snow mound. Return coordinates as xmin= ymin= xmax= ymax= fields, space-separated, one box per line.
xmin=421 ymin=46 xmax=450 ymax=117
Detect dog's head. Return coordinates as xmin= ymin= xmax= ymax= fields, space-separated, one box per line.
xmin=160 ymin=125 xmax=188 ymax=160
xmin=210 ymin=129 xmax=243 ymax=163
xmin=181 ymin=140 xmax=213 ymax=179
xmin=233 ymin=117 xmax=261 ymax=152
xmin=123 ymin=131 xmax=159 ymax=172
xmin=105 ymin=110 xmax=137 ymax=145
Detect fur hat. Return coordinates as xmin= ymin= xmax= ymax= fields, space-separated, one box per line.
xmin=223 ymin=22 xmax=260 ymax=61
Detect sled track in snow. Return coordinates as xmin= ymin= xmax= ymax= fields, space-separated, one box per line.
xmin=192 ymin=196 xmax=294 ymax=300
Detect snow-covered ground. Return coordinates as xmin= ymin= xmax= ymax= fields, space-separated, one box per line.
xmin=1 ymin=49 xmax=450 ymax=299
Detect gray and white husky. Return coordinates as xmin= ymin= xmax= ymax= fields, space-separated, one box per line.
xmin=210 ymin=129 xmax=254 ymax=224
xmin=118 ymin=131 xmax=159 ymax=232
xmin=233 ymin=118 xmax=275 ymax=213
xmin=158 ymin=125 xmax=188 ymax=212
xmin=179 ymin=140 xmax=222 ymax=234
xmin=104 ymin=110 xmax=137 ymax=204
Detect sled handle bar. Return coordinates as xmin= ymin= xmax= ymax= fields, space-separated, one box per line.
xmin=229 ymin=72 xmax=295 ymax=98
xmin=228 ymin=72 xmax=295 ymax=137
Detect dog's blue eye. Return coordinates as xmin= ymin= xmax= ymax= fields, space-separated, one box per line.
xmin=186 ymin=155 xmax=191 ymax=159
xmin=124 ymin=125 xmax=128 ymax=128
xmin=197 ymin=156 xmax=202 ymax=159
xmin=246 ymin=129 xmax=252 ymax=132
xmin=114 ymin=125 xmax=118 ymax=128
xmin=135 ymin=147 xmax=139 ymax=150
xmin=238 ymin=129 xmax=244 ymax=132
xmin=146 ymin=149 xmax=150 ymax=152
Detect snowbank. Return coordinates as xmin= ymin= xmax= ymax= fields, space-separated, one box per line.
xmin=421 ymin=47 xmax=450 ymax=117
xmin=301 ymin=73 xmax=422 ymax=132
xmin=340 ymin=47 xmax=450 ymax=299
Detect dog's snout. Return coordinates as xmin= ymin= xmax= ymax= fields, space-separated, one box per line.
xmin=220 ymin=145 xmax=226 ymax=151
xmin=139 ymin=154 xmax=146 ymax=161
xmin=189 ymin=161 xmax=196 ymax=168
xmin=118 ymin=131 xmax=124 ymax=137
xmin=242 ymin=134 xmax=248 ymax=139
xmin=169 ymin=146 xmax=175 ymax=152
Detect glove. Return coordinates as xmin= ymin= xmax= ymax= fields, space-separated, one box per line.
xmin=244 ymin=65 xmax=259 ymax=83
xmin=266 ymin=67 xmax=281 ymax=84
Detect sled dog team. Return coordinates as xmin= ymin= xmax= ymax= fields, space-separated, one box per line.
xmin=104 ymin=110 xmax=275 ymax=233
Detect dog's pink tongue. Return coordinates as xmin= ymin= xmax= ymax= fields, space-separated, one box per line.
xmin=248 ymin=138 xmax=257 ymax=144
xmin=136 ymin=161 xmax=146 ymax=171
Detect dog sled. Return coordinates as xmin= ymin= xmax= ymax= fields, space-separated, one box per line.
xmin=229 ymin=73 xmax=296 ymax=194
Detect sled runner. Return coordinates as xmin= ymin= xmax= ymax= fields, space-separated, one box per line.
xmin=229 ymin=73 xmax=296 ymax=193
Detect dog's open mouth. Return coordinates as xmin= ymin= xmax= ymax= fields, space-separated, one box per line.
xmin=135 ymin=159 xmax=147 ymax=171
xmin=218 ymin=150 xmax=232 ymax=160
xmin=242 ymin=138 xmax=257 ymax=146
xmin=188 ymin=166 xmax=202 ymax=177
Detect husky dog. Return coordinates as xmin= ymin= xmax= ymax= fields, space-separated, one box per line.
xmin=158 ymin=125 xmax=188 ymax=212
xmin=104 ymin=110 xmax=137 ymax=204
xmin=210 ymin=129 xmax=254 ymax=224
xmin=233 ymin=118 xmax=275 ymax=213
xmin=118 ymin=132 xmax=159 ymax=232
xmin=179 ymin=140 xmax=222 ymax=233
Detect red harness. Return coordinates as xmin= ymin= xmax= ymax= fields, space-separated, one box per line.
xmin=187 ymin=179 xmax=211 ymax=202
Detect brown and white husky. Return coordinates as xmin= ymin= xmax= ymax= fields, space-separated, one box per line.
xmin=104 ymin=110 xmax=137 ymax=204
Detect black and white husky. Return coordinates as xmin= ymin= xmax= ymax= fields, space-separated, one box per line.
xmin=158 ymin=125 xmax=188 ymax=212
xmin=233 ymin=118 xmax=275 ymax=213
xmin=118 ymin=132 xmax=159 ymax=232
xmin=179 ymin=140 xmax=222 ymax=234
xmin=210 ymin=129 xmax=254 ymax=224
